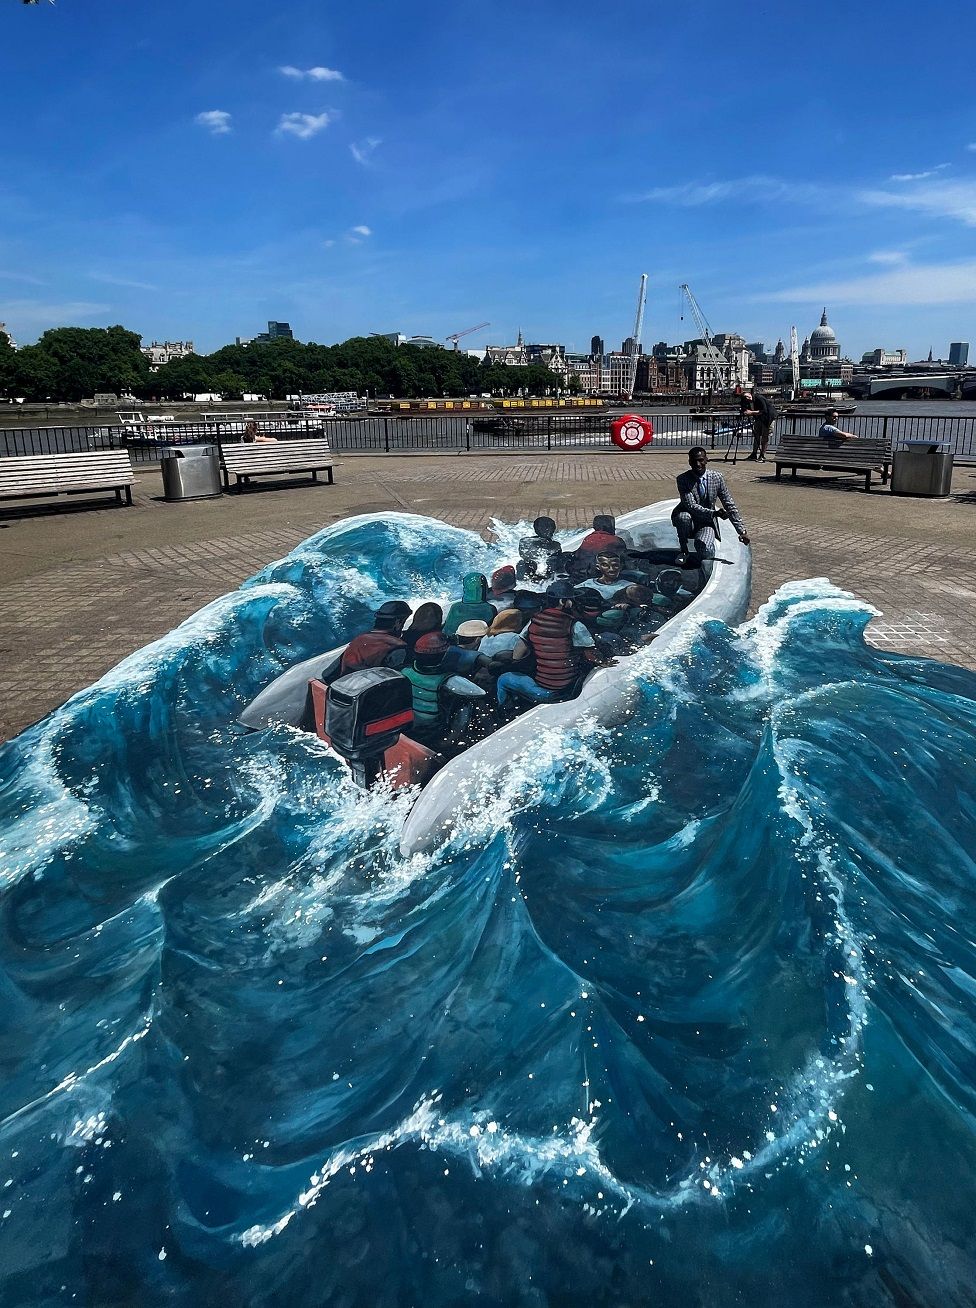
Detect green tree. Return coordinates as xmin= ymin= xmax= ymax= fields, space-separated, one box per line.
xmin=152 ymin=354 xmax=213 ymax=399
xmin=211 ymin=371 xmax=247 ymax=400
xmin=12 ymin=347 xmax=60 ymax=401
xmin=21 ymin=326 xmax=151 ymax=401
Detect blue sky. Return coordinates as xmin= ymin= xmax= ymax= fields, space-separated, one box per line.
xmin=2 ymin=0 xmax=976 ymax=360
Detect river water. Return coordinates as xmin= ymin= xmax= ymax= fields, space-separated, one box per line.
xmin=0 ymin=512 xmax=974 ymax=1305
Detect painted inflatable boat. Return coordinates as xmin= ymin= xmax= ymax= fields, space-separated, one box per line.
xmin=239 ymin=500 xmax=752 ymax=854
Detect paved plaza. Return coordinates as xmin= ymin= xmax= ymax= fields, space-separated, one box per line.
xmin=2 ymin=449 xmax=976 ymax=740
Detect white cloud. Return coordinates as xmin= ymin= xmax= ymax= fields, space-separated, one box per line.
xmin=859 ymin=179 xmax=976 ymax=227
xmin=88 ymin=272 xmax=158 ymax=291
xmin=279 ymin=65 xmax=343 ymax=82
xmin=323 ymin=239 xmax=336 ymax=249
xmin=630 ymin=170 xmax=976 ymax=231
xmin=195 ymin=109 xmax=232 ymax=136
xmin=867 ymin=250 xmax=908 ymax=265
xmin=757 ymin=259 xmax=976 ymax=306
xmin=276 ymin=112 xmax=332 ymax=140
xmin=0 ymin=269 xmax=47 ymax=286
xmin=967 ymin=143 xmax=976 ymax=152
xmin=888 ymin=164 xmax=949 ymax=182
xmin=350 ymin=137 xmax=381 ymax=166
xmin=627 ymin=175 xmax=825 ymax=207
xmin=350 ymin=225 xmax=372 ymax=237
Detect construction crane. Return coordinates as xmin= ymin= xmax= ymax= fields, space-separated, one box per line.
xmin=678 ymin=284 xmax=713 ymax=346
xmin=789 ymin=326 xmax=800 ymax=396
xmin=445 ymin=322 xmax=490 ymax=350
xmin=625 ymin=273 xmax=648 ymax=399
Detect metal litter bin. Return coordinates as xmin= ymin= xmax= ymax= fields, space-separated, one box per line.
xmin=890 ymin=439 xmax=954 ymax=497
xmin=160 ymin=444 xmax=222 ymax=501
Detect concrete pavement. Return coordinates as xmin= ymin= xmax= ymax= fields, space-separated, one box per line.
xmin=2 ymin=449 xmax=976 ymax=740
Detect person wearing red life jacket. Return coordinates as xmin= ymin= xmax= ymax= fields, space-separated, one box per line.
xmin=496 ymin=580 xmax=613 ymax=708
xmin=338 ymin=601 xmax=411 ymax=676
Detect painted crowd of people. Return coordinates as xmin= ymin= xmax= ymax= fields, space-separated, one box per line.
xmin=335 ymin=514 xmax=692 ymax=752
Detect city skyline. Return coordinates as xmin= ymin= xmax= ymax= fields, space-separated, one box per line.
xmin=2 ymin=0 xmax=976 ymax=359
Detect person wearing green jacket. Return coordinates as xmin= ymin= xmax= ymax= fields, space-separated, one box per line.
xmin=443 ymin=573 xmax=496 ymax=635
xmin=402 ymin=632 xmax=486 ymax=745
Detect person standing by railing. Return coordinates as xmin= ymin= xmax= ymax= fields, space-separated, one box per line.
xmin=742 ymin=390 xmax=778 ymax=462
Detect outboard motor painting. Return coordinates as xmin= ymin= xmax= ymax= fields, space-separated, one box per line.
xmin=0 ymin=511 xmax=974 ymax=1307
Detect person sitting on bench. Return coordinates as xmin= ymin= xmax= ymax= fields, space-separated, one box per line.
xmin=242 ymin=419 xmax=278 ymax=444
xmin=819 ymin=409 xmax=858 ymax=441
xmin=671 ymin=446 xmax=750 ymax=564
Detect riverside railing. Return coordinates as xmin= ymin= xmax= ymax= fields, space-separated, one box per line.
xmin=2 ymin=411 xmax=975 ymax=463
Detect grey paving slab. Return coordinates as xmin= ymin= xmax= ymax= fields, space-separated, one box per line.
xmin=1 ymin=450 xmax=975 ymax=740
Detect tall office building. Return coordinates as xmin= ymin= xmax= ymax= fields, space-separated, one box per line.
xmin=254 ymin=321 xmax=295 ymax=343
xmin=590 ymin=335 xmax=604 ymax=357
xmin=949 ymin=341 xmax=969 ymax=366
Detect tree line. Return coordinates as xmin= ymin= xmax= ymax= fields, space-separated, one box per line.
xmin=0 ymin=327 xmax=569 ymax=403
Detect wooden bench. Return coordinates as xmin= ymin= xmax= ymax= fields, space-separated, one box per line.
xmin=773 ymin=432 xmax=891 ymax=492
xmin=219 ymin=438 xmax=335 ymax=491
xmin=0 ymin=450 xmax=136 ymax=508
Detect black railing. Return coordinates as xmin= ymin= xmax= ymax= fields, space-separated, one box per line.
xmin=2 ymin=410 xmax=975 ymax=463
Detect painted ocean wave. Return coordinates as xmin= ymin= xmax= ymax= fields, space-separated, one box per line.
xmin=0 ymin=512 xmax=974 ymax=1306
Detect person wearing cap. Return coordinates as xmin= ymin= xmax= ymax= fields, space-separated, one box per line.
xmin=443 ymin=619 xmax=490 ymax=675
xmin=496 ymin=580 xmax=612 ymax=708
xmin=517 ymin=516 xmax=563 ymax=583
xmin=741 ymin=390 xmax=778 ymax=461
xmin=478 ymin=608 xmax=525 ymax=660
xmin=444 ymin=573 xmax=496 ymax=635
xmin=819 ymin=409 xmax=858 ymax=441
xmin=338 ymin=600 xmax=411 ymax=676
xmin=488 ymin=565 xmax=518 ymax=612
xmin=402 ymin=631 xmax=486 ymax=745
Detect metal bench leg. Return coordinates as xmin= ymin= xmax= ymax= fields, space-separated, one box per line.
xmin=864 ymin=471 xmax=871 ymax=492
xmin=312 ymin=470 xmax=318 ymax=484
xmin=327 ymin=467 xmax=334 ymax=484
xmin=775 ymin=464 xmax=782 ymax=480
xmin=791 ymin=467 xmax=797 ymax=478
xmin=125 ymin=485 xmax=132 ymax=506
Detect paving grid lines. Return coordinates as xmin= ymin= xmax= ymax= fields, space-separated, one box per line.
xmin=3 ymin=450 xmax=976 ymax=739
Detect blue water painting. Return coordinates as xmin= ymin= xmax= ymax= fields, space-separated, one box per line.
xmin=0 ymin=512 xmax=974 ymax=1307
